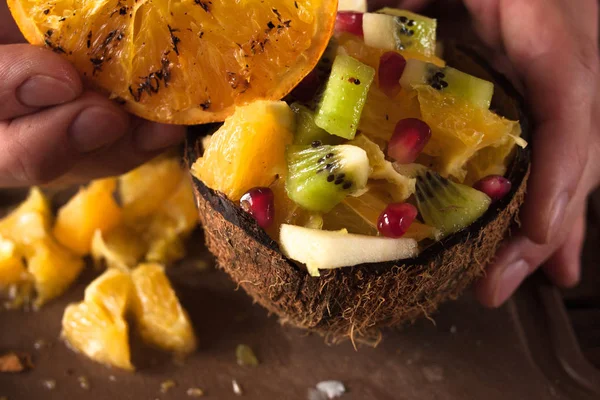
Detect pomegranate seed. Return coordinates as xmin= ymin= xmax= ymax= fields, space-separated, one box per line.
xmin=240 ymin=187 xmax=275 ymax=228
xmin=377 ymin=203 xmax=418 ymax=238
xmin=473 ymin=175 xmax=512 ymax=203
xmin=335 ymin=11 xmax=363 ymax=37
xmin=387 ymin=118 xmax=432 ymax=164
xmin=378 ymin=52 xmax=407 ymax=98
xmin=291 ymin=68 xmax=320 ymax=103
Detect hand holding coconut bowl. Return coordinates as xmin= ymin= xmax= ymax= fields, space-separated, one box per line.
xmin=2 ymin=0 xmax=599 ymax=345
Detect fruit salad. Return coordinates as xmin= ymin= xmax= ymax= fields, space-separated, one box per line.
xmin=192 ymin=7 xmax=527 ymax=276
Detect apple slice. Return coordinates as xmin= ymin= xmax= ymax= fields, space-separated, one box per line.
xmin=280 ymin=224 xmax=418 ymax=276
xmin=338 ymin=0 xmax=366 ymax=12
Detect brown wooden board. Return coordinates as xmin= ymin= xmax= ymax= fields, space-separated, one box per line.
xmin=0 ymin=251 xmax=588 ymax=400
xmin=1 ymin=218 xmax=599 ymax=399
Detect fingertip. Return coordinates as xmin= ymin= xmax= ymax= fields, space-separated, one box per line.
xmin=542 ymin=212 xmax=586 ymax=288
xmin=473 ymin=241 xmax=512 ymax=308
xmin=0 ymin=44 xmax=83 ymax=119
xmin=476 ymin=204 xmax=587 ymax=307
xmin=544 ymin=259 xmax=581 ymax=289
xmin=474 ymin=236 xmax=535 ymax=308
xmin=522 ymin=190 xmax=569 ymax=245
xmin=69 ymin=104 xmax=130 ymax=153
xmin=0 ymin=92 xmax=132 ymax=186
xmin=17 ymin=75 xmax=80 ymax=108
xmin=133 ymin=120 xmax=185 ymax=152
xmin=51 ymin=119 xmax=186 ymax=184
xmin=473 ymin=278 xmax=499 ymax=308
xmin=3 ymin=44 xmax=82 ymax=88
xmin=475 ymin=258 xmax=529 ymax=308
xmin=519 ymin=120 xmax=589 ymax=246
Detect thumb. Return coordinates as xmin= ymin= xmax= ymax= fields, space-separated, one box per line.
xmin=465 ymin=0 xmax=599 ymax=245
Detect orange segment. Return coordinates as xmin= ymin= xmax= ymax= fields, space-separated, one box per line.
xmin=0 ymin=188 xmax=84 ymax=307
xmin=144 ymin=175 xmax=199 ymax=264
xmin=464 ymin=133 xmax=519 ymax=185
xmin=348 ymin=134 xmax=415 ymax=201
xmin=416 ymin=85 xmax=522 ymax=181
xmin=146 ymin=174 xmax=198 ymax=238
xmin=28 ymin=238 xmax=85 ymax=307
xmin=91 ymin=227 xmax=147 ymax=271
xmin=0 ymin=188 xmax=52 ymax=255
xmin=267 ymin=177 xmax=301 ymax=238
xmin=131 ymin=263 xmax=197 ymax=354
xmin=91 ymin=155 xmax=198 ymax=268
xmin=8 ymin=0 xmax=338 ymax=124
xmin=62 ymin=301 xmax=133 ymax=370
xmin=53 ymin=178 xmax=123 ymax=255
xmin=322 ymin=189 xmax=439 ymax=240
xmin=119 ymin=154 xmax=184 ymax=222
xmin=61 ymin=269 xmax=134 ymax=371
xmin=191 ymin=100 xmax=294 ymax=201
xmin=405 ymin=222 xmax=441 ymax=241
xmin=83 ymin=268 xmax=133 ymax=317
xmin=0 ymin=236 xmax=30 ymax=289
xmin=359 ymin=87 xmax=421 ymax=143
xmin=336 ymin=33 xmax=445 ymax=71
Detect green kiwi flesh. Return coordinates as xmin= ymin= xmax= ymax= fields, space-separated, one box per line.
xmin=400 ymin=58 xmax=495 ymax=108
xmin=314 ymin=55 xmax=375 ymax=140
xmin=416 ymin=170 xmax=492 ymax=237
xmin=290 ymin=103 xmax=342 ymax=146
xmin=285 ymin=144 xmax=370 ymax=212
xmin=363 ymin=9 xmax=437 ymax=57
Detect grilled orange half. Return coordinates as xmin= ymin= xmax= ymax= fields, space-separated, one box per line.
xmin=8 ymin=0 xmax=337 ymax=124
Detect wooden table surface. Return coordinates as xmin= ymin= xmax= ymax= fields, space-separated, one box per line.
xmin=0 ymin=244 xmax=595 ymax=400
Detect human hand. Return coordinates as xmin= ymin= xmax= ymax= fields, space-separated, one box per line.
xmin=0 ymin=2 xmax=185 ymax=187
xmin=379 ymin=0 xmax=600 ymax=306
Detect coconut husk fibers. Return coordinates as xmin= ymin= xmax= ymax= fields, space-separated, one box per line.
xmin=185 ymin=44 xmax=532 ymax=343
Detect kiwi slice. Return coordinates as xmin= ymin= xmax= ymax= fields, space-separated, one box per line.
xmin=362 ymin=9 xmax=436 ymax=57
xmin=314 ymin=55 xmax=375 ymax=140
xmin=415 ymin=170 xmax=491 ymax=237
xmin=400 ymin=59 xmax=494 ymax=108
xmin=290 ymin=103 xmax=342 ymax=146
xmin=285 ymin=144 xmax=370 ymax=212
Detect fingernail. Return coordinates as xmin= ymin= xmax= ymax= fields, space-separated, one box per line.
xmin=547 ymin=192 xmax=569 ymax=242
xmin=17 ymin=76 xmax=78 ymax=107
xmin=134 ymin=123 xmax=184 ymax=152
xmin=493 ymin=260 xmax=529 ymax=306
xmin=69 ymin=107 xmax=128 ymax=153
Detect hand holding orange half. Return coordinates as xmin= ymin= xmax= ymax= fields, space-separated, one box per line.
xmin=0 ymin=0 xmax=337 ymax=185
xmin=0 ymin=2 xmax=185 ymax=186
